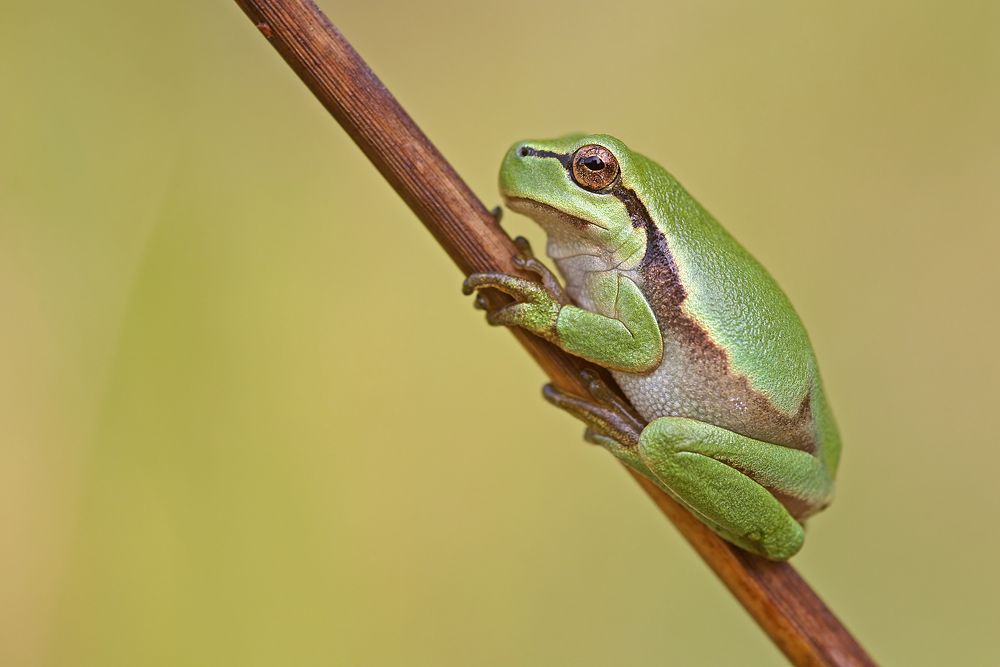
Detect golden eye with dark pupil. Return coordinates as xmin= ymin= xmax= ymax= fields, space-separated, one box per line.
xmin=571 ymin=144 xmax=619 ymax=191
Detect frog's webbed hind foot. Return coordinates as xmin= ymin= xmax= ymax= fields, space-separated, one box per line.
xmin=543 ymin=370 xmax=644 ymax=448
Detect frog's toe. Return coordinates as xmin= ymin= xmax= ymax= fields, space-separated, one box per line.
xmin=484 ymin=303 xmax=528 ymax=327
xmin=584 ymin=427 xmax=618 ymax=447
xmin=543 ymin=379 xmax=643 ymax=448
xmin=461 ymin=273 xmax=488 ymax=295
xmin=513 ymin=255 xmax=555 ymax=283
xmin=580 ymin=370 xmax=644 ymax=423
xmin=462 ymin=272 xmax=508 ymax=295
xmin=512 ymin=235 xmax=534 ymax=259
xmin=463 ymin=272 xmax=538 ymax=298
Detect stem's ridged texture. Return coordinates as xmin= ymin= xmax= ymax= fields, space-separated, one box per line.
xmin=232 ymin=2 xmax=876 ymax=665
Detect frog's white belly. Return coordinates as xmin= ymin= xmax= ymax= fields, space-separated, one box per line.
xmin=611 ymin=356 xmax=749 ymax=426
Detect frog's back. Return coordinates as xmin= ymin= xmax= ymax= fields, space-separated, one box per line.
xmin=613 ymin=153 xmax=839 ymax=472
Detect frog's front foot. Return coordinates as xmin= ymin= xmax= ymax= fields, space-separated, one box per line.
xmin=543 ymin=370 xmax=644 ymax=448
xmin=463 ymin=241 xmax=569 ymax=338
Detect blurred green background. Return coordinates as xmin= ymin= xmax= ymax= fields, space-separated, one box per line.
xmin=2 ymin=1 xmax=998 ymax=665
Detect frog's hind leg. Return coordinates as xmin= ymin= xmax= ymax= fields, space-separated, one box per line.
xmin=637 ymin=417 xmax=834 ymax=560
xmin=542 ymin=370 xmax=653 ymax=475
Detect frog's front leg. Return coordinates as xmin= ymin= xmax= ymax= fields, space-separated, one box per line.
xmin=462 ymin=237 xmax=567 ymax=340
xmin=464 ymin=246 xmax=663 ymax=374
xmin=634 ymin=418 xmax=835 ymax=560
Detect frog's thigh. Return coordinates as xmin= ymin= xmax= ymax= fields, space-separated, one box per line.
xmin=638 ymin=417 xmax=826 ymax=560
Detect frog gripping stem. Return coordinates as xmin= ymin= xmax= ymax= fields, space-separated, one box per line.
xmin=543 ymin=370 xmax=644 ymax=448
xmin=231 ymin=2 xmax=877 ymax=664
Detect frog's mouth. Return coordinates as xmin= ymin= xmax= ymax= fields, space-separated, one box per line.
xmin=503 ymin=196 xmax=609 ymax=231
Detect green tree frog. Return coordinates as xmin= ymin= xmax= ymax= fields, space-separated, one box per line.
xmin=464 ymin=134 xmax=839 ymax=560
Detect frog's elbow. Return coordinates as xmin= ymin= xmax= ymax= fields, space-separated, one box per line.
xmin=610 ymin=335 xmax=663 ymax=375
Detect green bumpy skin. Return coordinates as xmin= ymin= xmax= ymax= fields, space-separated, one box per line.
xmin=465 ymin=134 xmax=840 ymax=560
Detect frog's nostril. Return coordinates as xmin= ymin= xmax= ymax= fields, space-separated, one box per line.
xmin=519 ymin=146 xmax=530 ymax=157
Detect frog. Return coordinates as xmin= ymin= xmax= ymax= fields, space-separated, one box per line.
xmin=463 ymin=134 xmax=839 ymax=560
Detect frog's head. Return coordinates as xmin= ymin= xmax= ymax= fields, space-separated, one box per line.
xmin=499 ymin=134 xmax=648 ymax=268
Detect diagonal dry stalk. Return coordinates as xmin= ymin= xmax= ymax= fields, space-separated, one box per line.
xmin=230 ymin=2 xmax=877 ymax=665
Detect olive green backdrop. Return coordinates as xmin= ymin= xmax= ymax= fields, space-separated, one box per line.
xmin=2 ymin=1 xmax=998 ymax=665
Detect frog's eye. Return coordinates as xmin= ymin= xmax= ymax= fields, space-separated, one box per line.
xmin=571 ymin=144 xmax=619 ymax=191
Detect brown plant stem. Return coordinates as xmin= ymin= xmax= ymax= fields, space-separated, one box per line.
xmin=230 ymin=2 xmax=877 ymax=665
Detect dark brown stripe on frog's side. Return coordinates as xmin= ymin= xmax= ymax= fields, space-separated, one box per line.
xmin=608 ymin=183 xmax=649 ymax=230
xmin=610 ymin=184 xmax=817 ymax=452
xmin=521 ymin=148 xmax=817 ymax=451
